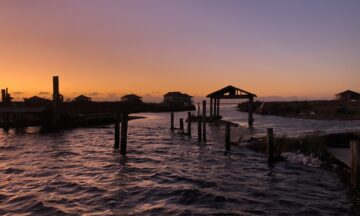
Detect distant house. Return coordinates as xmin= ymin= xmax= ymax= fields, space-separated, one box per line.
xmin=24 ymin=96 xmax=51 ymax=105
xmin=336 ymin=90 xmax=360 ymax=101
xmin=121 ymin=94 xmax=143 ymax=104
xmin=73 ymin=95 xmax=92 ymax=103
xmin=163 ymin=92 xmax=193 ymax=106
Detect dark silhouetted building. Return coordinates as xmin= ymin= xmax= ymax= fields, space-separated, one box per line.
xmin=163 ymin=92 xmax=193 ymax=106
xmin=24 ymin=96 xmax=51 ymax=105
xmin=73 ymin=95 xmax=92 ymax=102
xmin=121 ymin=94 xmax=143 ymax=104
xmin=336 ymin=90 xmax=360 ymax=101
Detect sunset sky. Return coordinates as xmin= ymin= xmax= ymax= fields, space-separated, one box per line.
xmin=1 ymin=0 xmax=359 ymax=101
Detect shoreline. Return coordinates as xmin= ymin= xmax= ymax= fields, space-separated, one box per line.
xmin=238 ymin=100 xmax=360 ymax=120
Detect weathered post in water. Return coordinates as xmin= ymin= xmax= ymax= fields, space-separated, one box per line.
xmin=351 ymin=140 xmax=360 ymax=188
xmin=213 ymin=99 xmax=217 ymax=119
xmin=170 ymin=112 xmax=174 ymax=131
xmin=202 ymin=100 xmax=206 ymax=142
xmin=187 ymin=112 xmax=191 ymax=136
xmin=180 ymin=118 xmax=184 ymax=131
xmin=120 ymin=113 xmax=129 ymax=155
xmin=248 ymin=96 xmax=254 ymax=127
xmin=267 ymin=128 xmax=274 ymax=164
xmin=114 ymin=112 xmax=120 ymax=149
xmin=225 ymin=122 xmax=231 ymax=152
xmin=52 ymin=76 xmax=62 ymax=127
xmin=198 ymin=117 xmax=202 ymax=142
xmin=217 ymin=98 xmax=220 ymax=118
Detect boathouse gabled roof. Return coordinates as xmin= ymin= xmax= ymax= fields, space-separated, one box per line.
xmin=206 ymin=85 xmax=257 ymax=99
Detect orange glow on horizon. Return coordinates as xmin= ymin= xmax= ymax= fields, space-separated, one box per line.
xmin=0 ymin=1 xmax=359 ymax=101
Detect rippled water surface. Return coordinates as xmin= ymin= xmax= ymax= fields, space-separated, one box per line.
xmin=0 ymin=106 xmax=359 ymax=215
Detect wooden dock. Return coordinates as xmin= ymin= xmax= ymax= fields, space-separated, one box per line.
xmin=328 ymin=147 xmax=350 ymax=167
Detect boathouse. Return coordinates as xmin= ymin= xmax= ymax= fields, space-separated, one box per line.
xmin=207 ymin=85 xmax=256 ymax=126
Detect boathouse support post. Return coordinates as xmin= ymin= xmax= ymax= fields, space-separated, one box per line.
xmin=120 ymin=112 xmax=128 ymax=155
xmin=213 ymin=99 xmax=217 ymax=118
xmin=216 ymin=99 xmax=220 ymax=118
xmin=225 ymin=122 xmax=231 ymax=152
xmin=248 ymin=96 xmax=254 ymax=127
xmin=114 ymin=112 xmax=120 ymax=149
xmin=210 ymin=98 xmax=213 ymax=121
xmin=267 ymin=128 xmax=274 ymax=164
xmin=351 ymin=140 xmax=360 ymax=188
xmin=198 ymin=117 xmax=202 ymax=142
xmin=187 ymin=112 xmax=191 ymax=136
xmin=202 ymin=100 xmax=206 ymax=142
xmin=170 ymin=112 xmax=174 ymax=131
xmin=180 ymin=118 xmax=184 ymax=131
xmin=197 ymin=102 xmax=200 ymax=117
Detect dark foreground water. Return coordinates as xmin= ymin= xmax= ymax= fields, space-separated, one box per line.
xmin=1 ymin=106 xmax=360 ymax=215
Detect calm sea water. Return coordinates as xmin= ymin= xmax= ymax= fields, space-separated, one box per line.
xmin=1 ymin=105 xmax=360 ymax=215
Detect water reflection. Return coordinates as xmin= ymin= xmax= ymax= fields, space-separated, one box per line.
xmin=0 ymin=107 xmax=357 ymax=215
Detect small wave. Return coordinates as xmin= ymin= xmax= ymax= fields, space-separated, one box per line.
xmin=4 ymin=167 xmax=24 ymax=174
xmin=281 ymin=152 xmax=323 ymax=167
xmin=169 ymin=188 xmax=238 ymax=206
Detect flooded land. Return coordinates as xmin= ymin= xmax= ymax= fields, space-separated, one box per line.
xmin=1 ymin=105 xmax=360 ymax=215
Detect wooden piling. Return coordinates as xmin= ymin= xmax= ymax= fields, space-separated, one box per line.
xmin=198 ymin=117 xmax=202 ymax=142
xmin=187 ymin=112 xmax=191 ymax=136
xmin=197 ymin=102 xmax=200 ymax=117
xmin=120 ymin=113 xmax=128 ymax=155
xmin=180 ymin=118 xmax=184 ymax=131
xmin=114 ymin=112 xmax=120 ymax=149
xmin=202 ymin=100 xmax=206 ymax=142
xmin=216 ymin=99 xmax=220 ymax=117
xmin=248 ymin=96 xmax=254 ymax=127
xmin=170 ymin=112 xmax=174 ymax=131
xmin=351 ymin=140 xmax=360 ymax=188
xmin=225 ymin=122 xmax=231 ymax=152
xmin=267 ymin=128 xmax=274 ymax=163
xmin=52 ymin=76 xmax=60 ymax=126
xmin=213 ymin=99 xmax=217 ymax=118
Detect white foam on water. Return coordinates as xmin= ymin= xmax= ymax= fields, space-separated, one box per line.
xmin=281 ymin=152 xmax=323 ymax=168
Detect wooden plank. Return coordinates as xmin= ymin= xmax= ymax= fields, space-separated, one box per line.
xmin=212 ymin=95 xmax=252 ymax=99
